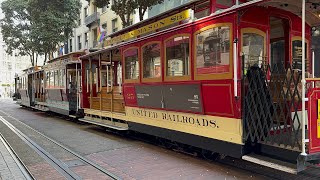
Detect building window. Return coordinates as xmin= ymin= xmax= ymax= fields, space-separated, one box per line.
xmin=78 ymin=35 xmax=82 ymax=50
xmin=195 ymin=24 xmax=231 ymax=75
xmin=102 ymin=6 xmax=107 ymax=13
xmin=84 ymin=33 xmax=88 ymax=48
xmin=84 ymin=7 xmax=88 ymax=18
xmin=94 ymin=5 xmax=97 ymax=13
xmin=142 ymin=42 xmax=161 ymax=78
xmin=69 ymin=39 xmax=72 ymax=52
xmin=93 ymin=28 xmax=98 ymax=47
xmin=102 ymin=23 xmax=107 ymax=29
xmin=124 ymin=48 xmax=139 ymax=80
xmin=78 ymin=14 xmax=81 ymax=26
xmin=165 ymin=35 xmax=190 ymax=77
xmin=112 ymin=18 xmax=118 ymax=33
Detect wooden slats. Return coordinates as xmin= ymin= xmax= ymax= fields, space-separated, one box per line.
xmin=89 ymin=96 xmax=125 ymax=113
xmin=93 ymin=86 xmax=125 ymax=113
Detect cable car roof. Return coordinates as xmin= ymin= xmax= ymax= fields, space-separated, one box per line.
xmin=262 ymin=0 xmax=320 ymax=26
xmin=80 ymin=0 xmax=320 ymax=60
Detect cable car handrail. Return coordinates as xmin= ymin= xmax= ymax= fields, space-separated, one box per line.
xmin=306 ymin=78 xmax=320 ymax=82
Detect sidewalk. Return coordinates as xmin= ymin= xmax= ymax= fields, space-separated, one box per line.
xmin=0 ymin=135 xmax=30 ymax=180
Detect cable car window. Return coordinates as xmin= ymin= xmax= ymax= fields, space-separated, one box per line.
xmin=142 ymin=42 xmax=161 ymax=78
xmin=50 ymin=71 xmax=54 ymax=88
xmin=195 ymin=25 xmax=231 ymax=75
xmin=124 ymin=48 xmax=139 ymax=80
xmin=194 ymin=1 xmax=210 ymax=19
xmin=242 ymin=33 xmax=265 ymax=70
xmin=216 ymin=0 xmax=233 ymax=7
xmin=58 ymin=70 xmax=63 ymax=87
xmin=56 ymin=70 xmax=60 ymax=87
xmin=165 ymin=36 xmax=190 ymax=77
xmin=62 ymin=69 xmax=66 ymax=88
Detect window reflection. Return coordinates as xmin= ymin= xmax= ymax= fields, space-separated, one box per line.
xmin=124 ymin=48 xmax=139 ymax=80
xmin=242 ymin=33 xmax=265 ymax=69
xmin=165 ymin=36 xmax=190 ymax=77
xmin=142 ymin=43 xmax=161 ymax=78
xmin=195 ymin=25 xmax=231 ymax=74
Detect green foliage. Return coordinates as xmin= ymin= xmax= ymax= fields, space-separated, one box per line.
xmin=136 ymin=0 xmax=164 ymax=21
xmin=111 ymin=0 xmax=137 ymax=27
xmin=0 ymin=0 xmax=81 ymax=65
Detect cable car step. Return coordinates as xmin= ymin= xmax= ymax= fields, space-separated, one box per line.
xmin=242 ymin=153 xmax=297 ymax=174
xmin=78 ymin=118 xmax=128 ymax=131
xmin=69 ymin=115 xmax=77 ymax=119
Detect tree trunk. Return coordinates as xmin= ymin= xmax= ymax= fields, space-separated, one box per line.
xmin=139 ymin=7 xmax=147 ymax=21
xmin=43 ymin=53 xmax=47 ymax=65
xmin=35 ymin=53 xmax=38 ymax=67
xmin=139 ymin=7 xmax=143 ymax=21
xmin=120 ymin=14 xmax=128 ymax=27
xmin=30 ymin=53 xmax=34 ymax=67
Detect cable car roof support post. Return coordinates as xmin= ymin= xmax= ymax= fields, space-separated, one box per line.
xmin=301 ymin=0 xmax=307 ymax=156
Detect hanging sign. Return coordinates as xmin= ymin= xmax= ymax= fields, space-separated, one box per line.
xmin=104 ymin=9 xmax=191 ymax=46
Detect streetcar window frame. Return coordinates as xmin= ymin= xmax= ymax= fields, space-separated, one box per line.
xmin=123 ymin=46 xmax=140 ymax=83
xmin=164 ymin=34 xmax=191 ymax=81
xmin=193 ymin=23 xmax=233 ymax=80
xmin=240 ymin=28 xmax=267 ymax=72
xmin=141 ymin=41 xmax=162 ymax=83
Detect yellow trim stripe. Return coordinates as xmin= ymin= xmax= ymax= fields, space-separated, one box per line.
xmin=126 ymin=107 xmax=243 ymax=145
xmin=105 ymin=10 xmax=190 ymax=46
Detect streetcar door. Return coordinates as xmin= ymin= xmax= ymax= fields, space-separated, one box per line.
xmin=76 ymin=66 xmax=81 ymax=112
xmin=270 ymin=17 xmax=290 ymax=70
xmin=111 ymin=49 xmax=124 ymax=114
xmin=67 ymin=68 xmax=78 ymax=114
xmin=28 ymin=74 xmax=34 ymax=106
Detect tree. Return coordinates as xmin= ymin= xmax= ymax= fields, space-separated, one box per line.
xmin=0 ymin=0 xmax=81 ymax=65
xmin=111 ymin=0 xmax=137 ymax=27
xmin=90 ymin=0 xmax=164 ymax=27
xmin=1 ymin=0 xmax=38 ymax=66
xmin=28 ymin=0 xmax=81 ymax=64
xmin=136 ymin=0 xmax=164 ymax=21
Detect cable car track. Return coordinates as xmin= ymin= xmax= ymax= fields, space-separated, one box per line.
xmin=0 ymin=110 xmax=120 ymax=180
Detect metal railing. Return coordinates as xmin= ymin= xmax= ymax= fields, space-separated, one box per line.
xmin=85 ymin=12 xmax=100 ymax=26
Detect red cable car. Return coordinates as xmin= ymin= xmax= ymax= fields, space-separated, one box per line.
xmin=78 ymin=0 xmax=320 ymax=173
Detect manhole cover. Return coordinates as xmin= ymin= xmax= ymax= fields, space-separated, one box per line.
xmin=64 ymin=159 xmax=86 ymax=167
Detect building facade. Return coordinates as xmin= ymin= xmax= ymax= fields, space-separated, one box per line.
xmin=68 ymin=0 xmax=145 ymax=53
xmin=67 ymin=0 xmax=90 ymax=53
xmin=0 ymin=30 xmax=32 ymax=98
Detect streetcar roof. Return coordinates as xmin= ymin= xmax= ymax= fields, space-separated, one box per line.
xmin=262 ymin=0 xmax=320 ymax=26
xmin=80 ymin=0 xmax=320 ymax=60
xmin=80 ymin=0 xmax=264 ymax=60
xmin=47 ymin=51 xmax=86 ymax=63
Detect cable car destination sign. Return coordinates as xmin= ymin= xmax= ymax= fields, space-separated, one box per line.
xmin=104 ymin=9 xmax=191 ymax=46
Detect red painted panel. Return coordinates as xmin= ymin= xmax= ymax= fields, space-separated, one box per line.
xmin=202 ymin=83 xmax=234 ymax=118
xmin=81 ymin=60 xmax=90 ymax=108
xmin=123 ymin=85 xmax=137 ymax=106
xmin=308 ymin=88 xmax=320 ymax=154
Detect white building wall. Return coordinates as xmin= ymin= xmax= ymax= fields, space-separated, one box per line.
xmin=69 ymin=0 xmax=89 ymax=53
xmin=0 ymin=30 xmax=32 ymax=98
